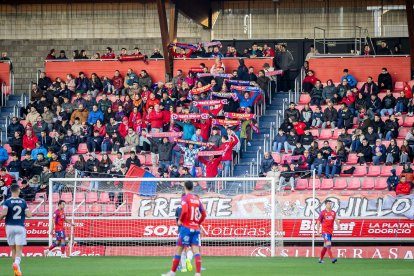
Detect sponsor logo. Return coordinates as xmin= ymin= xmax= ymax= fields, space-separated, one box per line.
xmin=250 ymin=247 xmax=271 ymax=257
xmin=299 ymin=220 xmax=355 ymax=236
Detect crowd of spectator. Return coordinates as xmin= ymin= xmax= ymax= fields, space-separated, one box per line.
xmin=258 ymin=66 xmax=414 ymax=195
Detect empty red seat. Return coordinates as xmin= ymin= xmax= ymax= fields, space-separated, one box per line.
xmin=403 ymin=116 xmax=414 ymax=127
xmin=395 ymin=165 xmax=403 ymax=175
xmin=356 ymin=82 xmax=364 ymax=90
xmin=347 ymin=178 xmax=361 ymax=190
xmin=295 ymin=179 xmax=309 ymax=190
xmin=86 ymin=192 xmax=98 ymax=203
xmin=98 ymin=192 xmax=111 ymax=203
xmin=34 ymin=193 xmax=47 ymax=203
xmin=271 ymin=153 xmax=281 ymax=163
xmin=74 ymin=192 xmax=85 ymax=203
xmin=361 ymin=178 xmax=375 ymax=190
xmin=52 ymin=193 xmax=60 ymax=203
xmin=340 ymin=165 xmax=353 ymax=176
xmin=89 ymin=204 xmax=102 ymax=215
xmin=298 ymin=94 xmax=311 ymax=104
xmin=104 ymin=204 xmax=116 ymax=214
xmin=334 ymin=178 xmax=347 ymax=190
xmin=346 ymin=153 xmax=358 ymax=165
xmin=77 ymin=143 xmax=88 ymax=154
xmin=308 ymin=179 xmax=321 ymax=190
xmin=397 ymin=127 xmax=409 ymax=139
xmin=319 ymin=129 xmax=332 ymax=139
xmin=394 ymin=81 xmax=405 ymax=91
xmin=380 ymin=166 xmax=393 ymax=177
xmin=374 ymin=177 xmax=388 ymax=190
xmin=331 ymin=129 xmax=340 ymax=139
xmin=320 ymin=179 xmax=334 ymax=190
xmin=61 ymin=192 xmax=73 ymax=202
xmin=353 ymin=166 xmax=367 ymax=176
xmin=366 ymin=166 xmax=381 ymax=177
xmin=309 ymin=129 xmax=319 ymax=137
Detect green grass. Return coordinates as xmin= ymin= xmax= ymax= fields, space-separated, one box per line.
xmin=0 ymin=257 xmax=412 ymax=276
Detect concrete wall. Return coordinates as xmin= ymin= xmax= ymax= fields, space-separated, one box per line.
xmin=0 ymin=3 xmax=202 ymax=93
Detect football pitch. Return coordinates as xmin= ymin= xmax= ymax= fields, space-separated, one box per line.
xmin=0 ymin=256 xmax=412 ymax=276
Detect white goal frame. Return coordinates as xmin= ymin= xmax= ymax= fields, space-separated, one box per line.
xmin=48 ymin=176 xmax=282 ymax=257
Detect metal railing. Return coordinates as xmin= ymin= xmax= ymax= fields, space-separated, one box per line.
xmin=249 ymin=158 xmax=257 ymax=177
xmin=1 ymin=81 xmax=7 ymax=107
xmin=36 ymin=70 xmax=42 ymax=85
xmin=10 ymin=70 xmax=14 ymax=95
xmin=4 ymin=116 xmax=10 ymax=140
xmin=256 ymin=146 xmax=262 ymax=176
xmin=28 ymin=83 xmax=33 ymax=103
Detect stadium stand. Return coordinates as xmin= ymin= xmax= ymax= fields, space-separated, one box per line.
xmin=0 ymin=41 xmax=413 ymax=217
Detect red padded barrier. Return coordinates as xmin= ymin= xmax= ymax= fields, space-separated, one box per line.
xmin=308 ymin=56 xmax=410 ymax=83
xmin=0 ymin=61 xmax=11 ymax=87
xmin=44 ymin=59 xmax=166 ymax=83
xmin=173 ymin=58 xmax=273 ymax=74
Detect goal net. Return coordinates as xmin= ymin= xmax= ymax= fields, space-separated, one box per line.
xmin=47 ymin=174 xmax=284 ymax=257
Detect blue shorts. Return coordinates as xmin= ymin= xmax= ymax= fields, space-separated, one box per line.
xmin=177 ymin=226 xmax=200 ymax=247
xmin=322 ymin=233 xmax=332 ymax=242
xmin=55 ymin=231 xmax=66 ymax=241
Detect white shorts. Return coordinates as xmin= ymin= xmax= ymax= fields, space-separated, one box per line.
xmin=6 ymin=225 xmax=27 ymax=246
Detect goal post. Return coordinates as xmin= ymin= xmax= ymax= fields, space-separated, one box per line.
xmin=47 ymin=176 xmax=285 ymax=257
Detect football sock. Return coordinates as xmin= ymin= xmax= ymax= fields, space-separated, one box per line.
xmin=61 ymin=245 xmax=66 ymax=255
xmin=195 ymin=254 xmax=202 ymax=273
xmin=320 ymin=247 xmax=327 ymax=260
xmin=15 ymin=257 xmax=21 ymax=266
xmin=187 ymin=250 xmax=193 ymax=261
xmin=180 ymin=251 xmax=187 ymax=268
xmin=327 ymin=247 xmax=333 ymax=259
xmin=171 ymin=255 xmax=181 ymax=273
xmin=48 ymin=242 xmax=57 ymax=250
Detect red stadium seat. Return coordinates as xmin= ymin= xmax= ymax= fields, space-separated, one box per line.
xmin=309 ymin=129 xmax=319 ymax=137
xmin=374 ymin=177 xmax=388 ymax=190
xmin=366 ymin=166 xmax=381 ymax=177
xmin=353 ymin=166 xmax=367 ymax=176
xmin=61 ymin=192 xmax=73 ymax=202
xmin=333 ymin=178 xmax=347 ymax=190
xmin=89 ymin=204 xmax=102 ymax=215
xmin=361 ymin=178 xmax=375 ymax=190
xmin=340 ymin=165 xmax=352 ymax=176
xmin=295 ymin=179 xmax=309 ymax=190
xmin=77 ymin=143 xmax=88 ymax=154
xmin=394 ymin=81 xmax=405 ymax=92
xmin=52 ymin=193 xmax=60 ymax=203
xmin=382 ymin=140 xmax=390 ymax=148
xmin=86 ymin=192 xmax=98 ymax=203
xmin=396 ymin=139 xmax=404 ymax=147
xmin=308 ymin=179 xmax=321 ymax=190
xmin=104 ymin=204 xmax=116 ymax=214
xmin=74 ymin=192 xmax=86 ymax=203
xmin=347 ymin=178 xmax=361 ymax=190
xmin=298 ymin=94 xmax=311 ymax=104
xmin=403 ymin=116 xmax=414 ymax=127
xmin=98 ymin=192 xmax=111 ymax=203
xmin=3 ymin=144 xmax=12 ymax=153
xmin=34 ymin=193 xmax=47 ymax=203
xmin=346 ymin=153 xmax=358 ymax=165
xmin=395 ymin=165 xmax=403 ymax=176
xmin=380 ymin=166 xmax=394 ymax=177
xmin=398 ymin=127 xmax=409 ymax=139
xmin=331 ymin=129 xmax=340 ymax=139
xmin=320 ymin=179 xmax=333 ymax=190
xmin=271 ymin=153 xmax=281 ymax=163
xmin=356 ymin=82 xmax=364 ymax=90
xmin=319 ymin=129 xmax=332 ymax=139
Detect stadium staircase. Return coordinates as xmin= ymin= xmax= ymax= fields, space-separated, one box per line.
xmin=232 ymin=91 xmax=289 ymax=177
xmin=0 ymin=94 xmax=29 ymax=142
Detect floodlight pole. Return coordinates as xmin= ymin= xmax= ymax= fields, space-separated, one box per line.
xmin=311 ymin=168 xmax=316 ymax=258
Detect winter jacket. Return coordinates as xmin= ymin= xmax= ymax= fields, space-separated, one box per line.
xmin=261 ymin=157 xmax=275 ymax=173
xmin=198 ymin=156 xmax=222 ymax=177
xmin=378 ymin=73 xmax=393 ymax=90
xmin=175 ymin=121 xmax=196 ymax=140
xmin=395 ymin=182 xmax=411 ymax=195
xmin=158 ymin=142 xmax=174 ymax=161
xmin=300 ymin=133 xmax=314 ymax=146
xmin=31 ymin=147 xmax=47 ymax=160
xmin=360 ymin=82 xmax=379 ymax=97
xmin=284 ymin=108 xmax=300 ymax=121
xmin=22 ymin=135 xmax=38 ymax=150
xmin=382 ymin=95 xmax=396 ymax=109
xmin=71 ymin=109 xmax=89 ymax=123
xmin=310 ymin=86 xmax=323 ymax=99
xmin=124 ymin=133 xmax=139 ymax=147
xmin=341 ymin=74 xmax=357 ymax=87
xmin=273 ymin=134 xmax=287 ymax=144
xmin=0 ymin=146 xmax=8 ymax=162
xmin=7 ymin=122 xmax=25 ymax=138
xmin=88 ymin=110 xmax=104 ymax=125
xmin=323 ymin=107 xmax=338 ymax=122
xmin=179 ymin=145 xmax=205 ymax=167
xmin=322 ymin=85 xmax=336 ymax=102
xmin=386 ymin=145 xmax=400 ymax=163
